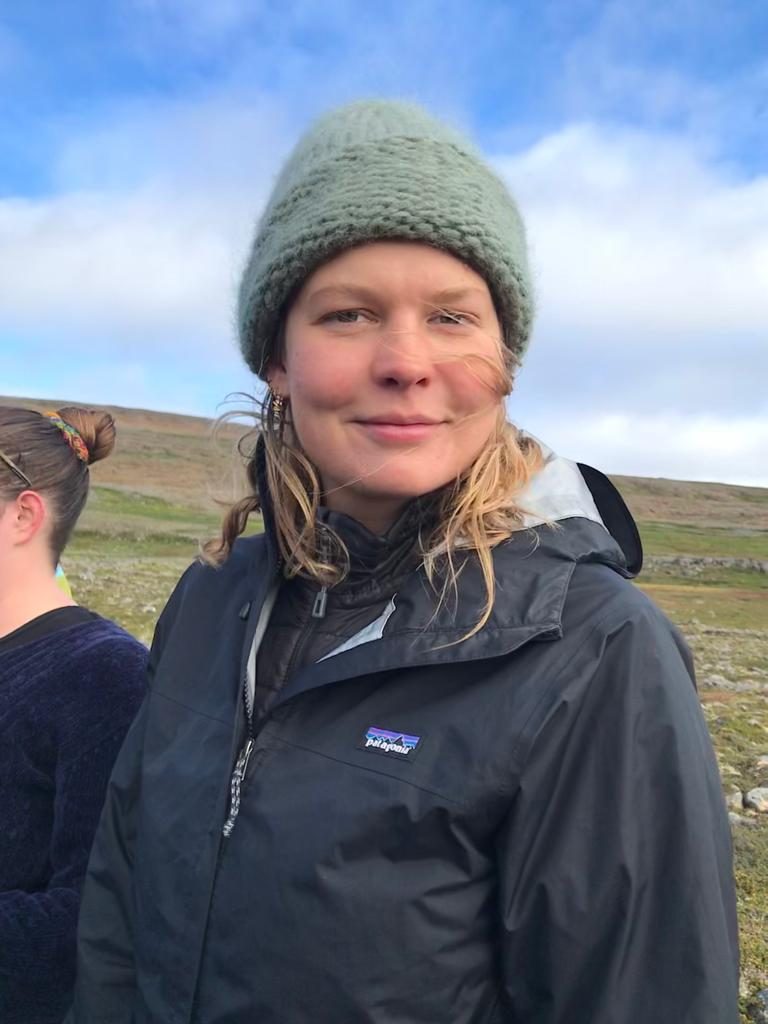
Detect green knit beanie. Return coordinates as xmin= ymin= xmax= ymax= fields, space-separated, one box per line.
xmin=238 ymin=100 xmax=534 ymax=378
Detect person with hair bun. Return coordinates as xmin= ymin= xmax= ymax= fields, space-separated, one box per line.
xmin=0 ymin=405 xmax=147 ymax=1024
xmin=72 ymin=102 xmax=737 ymax=1023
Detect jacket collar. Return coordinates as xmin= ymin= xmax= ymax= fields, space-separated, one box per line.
xmin=255 ymin=434 xmax=641 ymax=579
xmin=517 ymin=437 xmax=643 ymax=576
xmin=253 ymin=438 xmax=643 ymax=708
xmin=315 ymin=497 xmax=439 ymax=604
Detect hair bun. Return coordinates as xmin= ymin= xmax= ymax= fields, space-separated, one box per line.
xmin=56 ymin=407 xmax=116 ymax=465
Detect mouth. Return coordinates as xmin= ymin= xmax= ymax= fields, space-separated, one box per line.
xmin=356 ymin=413 xmax=444 ymax=426
xmin=353 ymin=417 xmax=445 ymax=443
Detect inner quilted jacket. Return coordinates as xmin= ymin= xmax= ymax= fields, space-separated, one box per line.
xmin=68 ymin=447 xmax=739 ymax=1024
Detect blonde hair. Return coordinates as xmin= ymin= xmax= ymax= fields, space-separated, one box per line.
xmin=203 ymin=334 xmax=543 ymax=642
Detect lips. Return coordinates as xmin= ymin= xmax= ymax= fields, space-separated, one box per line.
xmin=358 ymin=415 xmax=442 ymax=426
xmin=353 ymin=417 xmax=444 ymax=444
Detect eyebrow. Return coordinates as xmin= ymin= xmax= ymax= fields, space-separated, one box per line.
xmin=429 ymin=286 xmax=488 ymax=305
xmin=305 ymin=284 xmax=488 ymax=306
xmin=305 ymin=284 xmax=381 ymax=305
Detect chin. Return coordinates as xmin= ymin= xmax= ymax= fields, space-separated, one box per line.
xmin=359 ymin=470 xmax=453 ymax=503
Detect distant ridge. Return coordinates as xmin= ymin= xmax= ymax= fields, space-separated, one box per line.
xmin=0 ymin=394 xmax=248 ymax=512
xmin=0 ymin=394 xmax=233 ymax=435
xmin=1 ymin=394 xmax=767 ymax=528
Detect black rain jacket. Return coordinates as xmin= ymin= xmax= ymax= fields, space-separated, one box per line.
xmin=69 ymin=452 xmax=739 ymax=1024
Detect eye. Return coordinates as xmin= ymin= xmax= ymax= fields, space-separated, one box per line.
xmin=320 ymin=309 xmax=370 ymax=324
xmin=430 ymin=309 xmax=474 ymax=326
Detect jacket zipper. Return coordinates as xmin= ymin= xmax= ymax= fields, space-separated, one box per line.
xmin=221 ymin=578 xmax=280 ymax=837
xmin=311 ymin=584 xmax=328 ymax=618
xmin=312 ymin=531 xmax=331 ymax=618
xmin=280 ymin=533 xmax=332 ymax=684
xmin=223 ymin=539 xmax=330 ymax=835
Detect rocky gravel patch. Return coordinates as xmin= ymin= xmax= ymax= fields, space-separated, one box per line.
xmin=646 ymin=555 xmax=768 ymax=576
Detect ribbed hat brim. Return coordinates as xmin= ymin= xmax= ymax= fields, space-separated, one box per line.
xmin=238 ymin=126 xmax=534 ymax=377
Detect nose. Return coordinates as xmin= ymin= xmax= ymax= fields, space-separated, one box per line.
xmin=370 ymin=324 xmax=434 ymax=389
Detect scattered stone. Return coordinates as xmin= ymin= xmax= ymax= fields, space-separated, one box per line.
xmin=747 ymin=988 xmax=768 ymax=1024
xmin=729 ymin=812 xmax=758 ymax=828
xmin=645 ymin=555 xmax=768 ymax=575
xmin=756 ymin=755 xmax=768 ymax=770
xmin=702 ymin=673 xmax=734 ymax=689
xmin=744 ymin=788 xmax=768 ymax=813
xmin=725 ymin=788 xmax=744 ymax=812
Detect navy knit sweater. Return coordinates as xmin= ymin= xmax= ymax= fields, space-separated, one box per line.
xmin=0 ymin=613 xmax=147 ymax=1023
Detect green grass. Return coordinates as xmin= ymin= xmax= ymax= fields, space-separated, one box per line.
xmin=75 ymin=486 xmax=264 ymax=542
xmin=81 ymin=486 xmax=221 ymax=531
xmin=88 ymin=486 xmax=210 ymax=521
xmin=68 ymin=530 xmax=205 ymax=559
xmin=734 ymin=823 xmax=768 ymax=1020
xmin=638 ymin=521 xmax=768 ymax=559
xmin=64 ymin=552 xmax=190 ymax=645
xmin=639 ymin=583 xmax=768 ymax=631
xmin=702 ymin=693 xmax=768 ymax=791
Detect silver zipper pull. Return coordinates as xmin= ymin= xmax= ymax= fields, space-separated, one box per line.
xmin=222 ymin=737 xmax=255 ymax=837
xmin=311 ymin=585 xmax=328 ymax=619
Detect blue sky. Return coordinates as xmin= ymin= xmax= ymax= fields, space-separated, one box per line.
xmin=1 ymin=0 xmax=767 ymax=483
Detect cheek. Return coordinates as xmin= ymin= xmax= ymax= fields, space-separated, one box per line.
xmin=286 ymin=350 xmax=360 ymax=454
xmin=441 ymin=360 xmax=500 ymax=415
xmin=289 ymin=347 xmax=361 ymax=412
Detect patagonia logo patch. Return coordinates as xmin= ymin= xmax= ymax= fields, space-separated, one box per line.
xmin=359 ymin=726 xmax=422 ymax=761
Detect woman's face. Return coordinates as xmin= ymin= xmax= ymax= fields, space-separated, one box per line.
xmin=269 ymin=241 xmax=506 ymax=533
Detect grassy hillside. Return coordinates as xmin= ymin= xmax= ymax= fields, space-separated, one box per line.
xmin=3 ymin=395 xmax=767 ymax=1015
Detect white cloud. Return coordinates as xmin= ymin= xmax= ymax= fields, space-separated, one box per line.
xmin=518 ymin=409 xmax=768 ymax=488
xmin=0 ymin=96 xmax=295 ymax=358
xmin=0 ymin=188 xmax=239 ymax=350
xmin=495 ymin=123 xmax=768 ymax=337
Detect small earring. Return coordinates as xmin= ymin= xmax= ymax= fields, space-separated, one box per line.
xmin=269 ymin=389 xmax=285 ymax=428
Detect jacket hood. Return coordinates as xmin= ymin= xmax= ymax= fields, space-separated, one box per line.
xmin=518 ymin=439 xmax=643 ymax=576
xmin=247 ymin=436 xmax=644 ymax=707
xmin=254 ymin=435 xmax=642 ymax=579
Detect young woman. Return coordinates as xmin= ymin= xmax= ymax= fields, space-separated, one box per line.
xmin=0 ymin=406 xmax=147 ymax=1024
xmin=70 ymin=102 xmax=739 ymax=1023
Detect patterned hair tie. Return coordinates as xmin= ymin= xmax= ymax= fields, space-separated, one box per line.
xmin=43 ymin=411 xmax=90 ymax=465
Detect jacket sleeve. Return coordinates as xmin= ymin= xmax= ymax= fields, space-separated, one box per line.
xmin=66 ymin=698 xmax=149 ymax=1022
xmin=495 ymin=600 xmax=740 ymax=1024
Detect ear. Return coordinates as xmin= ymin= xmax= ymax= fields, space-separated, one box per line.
xmin=11 ymin=490 xmax=48 ymax=547
xmin=265 ymin=361 xmax=289 ymax=399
